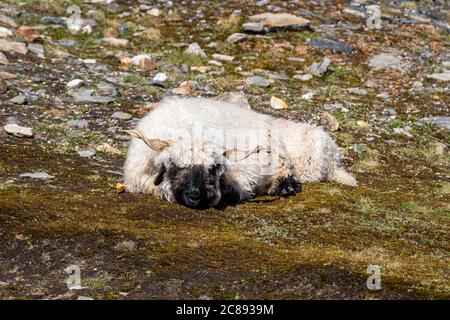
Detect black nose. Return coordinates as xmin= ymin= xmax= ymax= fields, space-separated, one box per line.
xmin=185 ymin=187 xmax=201 ymax=204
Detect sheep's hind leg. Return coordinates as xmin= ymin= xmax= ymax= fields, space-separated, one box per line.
xmin=268 ymin=175 xmax=302 ymax=197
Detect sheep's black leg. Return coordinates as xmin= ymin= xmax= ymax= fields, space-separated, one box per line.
xmin=269 ymin=175 xmax=302 ymax=197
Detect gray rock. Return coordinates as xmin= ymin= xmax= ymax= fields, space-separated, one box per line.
xmin=377 ymin=92 xmax=391 ymax=100
xmin=211 ymin=54 xmax=235 ymax=62
xmin=10 ymin=94 xmax=27 ymax=105
xmin=70 ymin=88 xmax=115 ymax=104
xmin=248 ymin=13 xmax=310 ymax=32
xmin=246 ymin=76 xmax=273 ymax=87
xmin=0 ymin=26 xmax=12 ymax=37
xmin=40 ymin=16 xmax=67 ymax=26
xmin=242 ymin=22 xmax=264 ymax=33
xmin=20 ymin=172 xmax=55 ymax=180
xmin=320 ymin=112 xmax=340 ymax=132
xmin=0 ymin=13 xmax=17 ymax=28
xmin=27 ymin=43 xmax=45 ymax=58
xmin=346 ymin=87 xmax=368 ymax=95
xmin=185 ymin=42 xmax=206 ymax=57
xmin=4 ymin=123 xmax=33 ymax=138
xmin=308 ymin=57 xmax=331 ymax=77
xmin=419 ymin=116 xmax=450 ymax=130
xmin=426 ymin=72 xmax=450 ymax=82
xmin=294 ymin=73 xmax=313 ymax=81
xmin=77 ymin=149 xmax=96 ymax=158
xmin=323 ymin=102 xmax=349 ymax=112
xmin=309 ymin=38 xmax=353 ymax=54
xmin=67 ymin=119 xmax=89 ymax=129
xmin=368 ymin=53 xmax=406 ymax=73
xmin=227 ymin=33 xmax=247 ymax=43
xmin=111 ymin=111 xmax=132 ymax=120
xmin=97 ymin=81 xmax=117 ymax=97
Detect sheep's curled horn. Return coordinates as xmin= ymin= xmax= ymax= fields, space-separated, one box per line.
xmin=122 ymin=128 xmax=270 ymax=160
xmin=122 ymin=129 xmax=170 ymax=151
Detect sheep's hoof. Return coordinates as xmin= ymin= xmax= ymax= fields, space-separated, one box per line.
xmin=269 ymin=175 xmax=302 ymax=197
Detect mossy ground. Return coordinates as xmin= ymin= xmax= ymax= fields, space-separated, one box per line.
xmin=1 ymin=141 xmax=448 ymax=299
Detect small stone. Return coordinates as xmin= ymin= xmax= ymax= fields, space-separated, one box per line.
xmin=242 ymin=22 xmax=264 ymax=33
xmin=246 ymin=76 xmax=273 ymax=87
xmin=77 ymin=149 xmax=96 ymax=158
xmin=357 ymin=120 xmax=370 ymax=129
xmin=15 ymin=26 xmax=40 ymax=42
xmin=426 ymin=72 xmax=450 ymax=82
xmin=0 ymin=13 xmax=17 ymax=28
xmin=211 ymin=54 xmax=235 ymax=62
xmin=191 ymin=66 xmax=210 ymax=73
xmin=0 ymin=27 xmax=12 ymax=37
xmin=27 ymin=43 xmax=44 ymax=58
xmin=369 ymin=53 xmax=405 ymax=73
xmin=67 ymin=119 xmax=88 ymax=128
xmin=393 ymin=127 xmax=413 ymax=138
xmin=70 ymin=88 xmax=115 ymax=104
xmin=111 ymin=111 xmax=132 ymax=120
xmin=377 ymin=92 xmax=390 ymax=100
xmin=83 ymin=58 xmax=96 ymax=64
xmin=0 ymin=52 xmax=8 ymax=64
xmin=419 ymin=116 xmax=450 ymax=130
xmin=308 ymin=58 xmax=331 ymax=77
xmin=293 ymin=74 xmax=313 ymax=81
xmin=131 ymin=54 xmax=155 ymax=71
xmin=346 ymin=87 xmax=368 ymax=95
xmin=0 ymin=39 xmax=28 ymax=55
xmin=185 ymin=42 xmax=206 ymax=57
xmin=152 ymin=72 xmax=168 ymax=83
xmin=320 ymin=112 xmax=340 ymax=132
xmin=227 ymin=33 xmax=247 ymax=43
xmin=301 ymin=92 xmax=315 ymax=100
xmin=366 ymin=5 xmax=382 ymax=30
xmin=10 ymin=94 xmax=27 ymax=105
xmin=67 ymin=79 xmax=84 ymax=88
xmin=309 ymin=38 xmax=353 ymax=54
xmin=208 ymin=60 xmax=223 ymax=66
xmin=115 ymin=182 xmax=126 ymax=194
xmin=248 ymin=13 xmax=310 ymax=31
xmin=19 ymin=172 xmax=54 ymax=180
xmin=96 ymin=143 xmax=121 ymax=155
xmin=100 ymin=37 xmax=129 ymax=47
xmin=4 ymin=123 xmax=33 ymax=138
xmin=172 ymin=80 xmax=197 ymax=95
xmin=97 ymin=81 xmax=117 ymax=97
xmin=270 ymin=96 xmax=288 ymax=110
xmin=40 ymin=16 xmax=67 ymax=26
xmin=147 ymin=8 xmax=161 ymax=17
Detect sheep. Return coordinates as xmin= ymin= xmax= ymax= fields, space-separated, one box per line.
xmin=123 ymin=96 xmax=357 ymax=208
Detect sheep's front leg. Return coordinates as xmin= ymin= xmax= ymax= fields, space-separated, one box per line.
xmin=268 ymin=174 xmax=302 ymax=197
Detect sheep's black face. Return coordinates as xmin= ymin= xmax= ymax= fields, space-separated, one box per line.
xmin=160 ymin=164 xmax=222 ymax=208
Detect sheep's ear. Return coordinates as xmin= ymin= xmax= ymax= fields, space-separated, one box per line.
xmin=154 ymin=164 xmax=166 ymax=186
xmin=122 ymin=129 xmax=170 ymax=151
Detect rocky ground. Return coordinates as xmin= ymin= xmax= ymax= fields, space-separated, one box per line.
xmin=0 ymin=0 xmax=449 ymax=300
